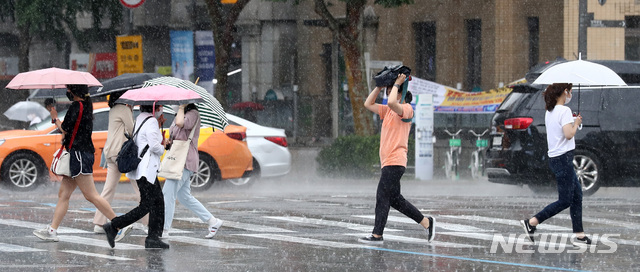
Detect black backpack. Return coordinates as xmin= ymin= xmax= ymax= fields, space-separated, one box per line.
xmin=116 ymin=116 xmax=153 ymax=173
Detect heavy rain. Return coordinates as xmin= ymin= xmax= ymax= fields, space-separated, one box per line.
xmin=0 ymin=0 xmax=639 ymax=271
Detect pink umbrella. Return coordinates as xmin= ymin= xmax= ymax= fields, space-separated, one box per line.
xmin=6 ymin=67 xmax=102 ymax=89
xmin=116 ymin=85 xmax=205 ymax=105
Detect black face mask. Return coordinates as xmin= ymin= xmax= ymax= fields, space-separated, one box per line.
xmin=66 ymin=91 xmax=75 ymax=101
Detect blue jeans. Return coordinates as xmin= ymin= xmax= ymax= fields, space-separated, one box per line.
xmin=162 ymin=169 xmax=214 ymax=230
xmin=534 ymin=151 xmax=584 ymax=233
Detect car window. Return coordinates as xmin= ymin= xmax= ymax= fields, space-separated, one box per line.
xmin=29 ymin=109 xmax=67 ymax=131
xmin=93 ymin=111 xmax=109 ymax=131
xmin=497 ymin=92 xmax=528 ymax=111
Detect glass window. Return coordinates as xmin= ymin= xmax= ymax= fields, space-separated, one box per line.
xmin=93 ymin=112 xmax=109 ymax=131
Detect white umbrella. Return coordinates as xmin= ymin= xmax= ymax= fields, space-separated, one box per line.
xmin=533 ymin=59 xmax=626 ymax=86
xmin=533 ymin=58 xmax=627 ymax=113
xmin=3 ymin=101 xmax=50 ymax=122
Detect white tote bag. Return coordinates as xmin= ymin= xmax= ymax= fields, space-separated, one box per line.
xmin=51 ymin=147 xmax=71 ymax=176
xmin=157 ymin=118 xmax=198 ymax=180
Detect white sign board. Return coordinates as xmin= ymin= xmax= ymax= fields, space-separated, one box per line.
xmin=415 ymin=94 xmax=434 ymax=180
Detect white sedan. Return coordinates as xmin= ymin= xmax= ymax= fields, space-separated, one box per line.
xmin=225 ymin=114 xmax=291 ymax=186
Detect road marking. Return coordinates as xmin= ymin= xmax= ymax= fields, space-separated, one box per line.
xmin=266 ymin=216 xmax=403 ymax=232
xmin=555 ymin=214 xmax=640 ymax=230
xmin=234 ymin=234 xmax=364 ymax=248
xmin=366 ymin=247 xmax=590 ymax=272
xmin=176 ymin=217 xmax=296 ymax=233
xmin=57 ymin=235 xmax=144 ymax=250
xmin=0 ymin=242 xmax=45 ymax=252
xmin=439 ymin=232 xmax=570 ymax=249
xmin=353 ymin=215 xmax=493 ymax=233
xmin=60 ymin=250 xmax=135 ymax=261
xmin=207 ymin=200 xmax=252 ymax=205
xmin=342 ymin=233 xmax=484 ymax=248
xmin=442 ymin=215 xmax=572 ymax=231
xmin=167 ymin=236 xmax=264 ymax=249
xmin=0 ymin=218 xmax=90 ymax=234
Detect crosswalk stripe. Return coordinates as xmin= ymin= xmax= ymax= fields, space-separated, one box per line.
xmin=265 ymin=216 xmax=403 ymax=232
xmin=353 ymin=215 xmax=492 ymax=233
xmin=207 ymin=200 xmax=252 ymax=205
xmin=439 ymin=232 xmax=570 ymax=249
xmin=60 ymin=250 xmax=135 ymax=261
xmin=442 ymin=215 xmax=572 ymax=231
xmin=0 ymin=219 xmax=90 ymax=234
xmin=58 ymin=235 xmax=144 ymax=250
xmin=555 ymin=214 xmax=640 ymax=230
xmin=234 ymin=234 xmax=364 ymax=248
xmin=0 ymin=242 xmax=45 ymax=252
xmin=166 ymin=236 xmax=264 ymax=249
xmin=342 ymin=233 xmax=484 ymax=248
xmin=175 ymin=217 xmax=296 ymax=233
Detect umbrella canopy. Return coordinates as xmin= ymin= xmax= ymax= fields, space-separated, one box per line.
xmin=116 ymin=85 xmax=205 ymax=106
xmin=231 ymin=101 xmax=265 ymax=111
xmin=6 ymin=67 xmax=102 ymax=89
xmin=3 ymin=101 xmax=50 ymax=122
xmin=533 ymin=60 xmax=627 ymax=86
xmin=90 ymin=73 xmax=164 ymax=97
xmin=142 ymin=76 xmax=228 ymax=131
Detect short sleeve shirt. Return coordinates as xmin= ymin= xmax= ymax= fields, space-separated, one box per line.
xmin=378 ymin=103 xmax=414 ymax=168
xmin=545 ymin=105 xmax=575 ymax=158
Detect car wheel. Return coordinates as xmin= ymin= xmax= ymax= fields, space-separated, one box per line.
xmin=1 ymin=152 xmax=46 ymax=191
xmin=227 ymin=158 xmax=260 ymax=187
xmin=190 ymin=153 xmax=219 ymax=191
xmin=573 ymin=149 xmax=601 ymax=196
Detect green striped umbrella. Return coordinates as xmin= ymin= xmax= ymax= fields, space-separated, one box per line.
xmin=142 ymin=76 xmax=228 ymax=131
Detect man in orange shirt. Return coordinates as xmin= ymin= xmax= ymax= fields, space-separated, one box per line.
xmin=359 ymin=70 xmax=435 ymax=245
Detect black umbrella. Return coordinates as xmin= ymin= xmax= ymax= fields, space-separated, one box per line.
xmin=89 ymin=73 xmax=164 ymax=97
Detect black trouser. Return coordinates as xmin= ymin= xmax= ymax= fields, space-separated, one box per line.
xmin=373 ymin=166 xmax=425 ymax=236
xmin=111 ymin=177 xmax=164 ymax=239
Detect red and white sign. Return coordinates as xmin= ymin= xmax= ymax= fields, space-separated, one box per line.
xmin=120 ymin=0 xmax=145 ymax=8
xmin=70 ymin=52 xmax=118 ymax=79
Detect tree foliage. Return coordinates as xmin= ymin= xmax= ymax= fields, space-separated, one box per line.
xmin=0 ymin=0 xmax=122 ymax=71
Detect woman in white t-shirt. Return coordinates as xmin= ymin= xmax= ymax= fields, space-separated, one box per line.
xmin=520 ymin=83 xmax=591 ymax=247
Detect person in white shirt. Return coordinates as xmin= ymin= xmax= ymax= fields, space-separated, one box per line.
xmin=520 ymin=83 xmax=591 ymax=247
xmin=102 ymin=104 xmax=170 ymax=249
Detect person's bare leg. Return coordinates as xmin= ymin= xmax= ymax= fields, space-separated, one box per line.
xmin=419 ymin=217 xmax=430 ymax=229
xmin=75 ymin=174 xmax=116 ymax=220
xmin=50 ymin=177 xmax=77 ymax=229
xmin=93 ymin=159 xmax=120 ymax=226
xmin=529 ymin=217 xmax=539 ymax=227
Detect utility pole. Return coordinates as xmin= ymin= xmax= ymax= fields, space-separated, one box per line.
xmin=578 ymin=0 xmax=588 ymax=59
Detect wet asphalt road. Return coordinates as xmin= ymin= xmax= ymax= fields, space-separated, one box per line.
xmin=0 ymin=148 xmax=639 ymax=271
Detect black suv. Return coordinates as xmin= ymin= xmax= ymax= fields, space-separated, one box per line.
xmin=486 ymin=60 xmax=640 ymax=195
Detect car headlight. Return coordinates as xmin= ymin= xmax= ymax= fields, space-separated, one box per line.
xmin=0 ymin=139 xmax=4 ymax=146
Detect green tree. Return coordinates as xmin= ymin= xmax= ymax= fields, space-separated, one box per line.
xmin=203 ymin=0 xmax=252 ymax=110
xmin=313 ymin=0 xmax=413 ymax=135
xmin=0 ymin=0 xmax=122 ymax=72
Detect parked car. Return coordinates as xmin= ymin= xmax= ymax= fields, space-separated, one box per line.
xmin=0 ymin=102 xmax=253 ymax=191
xmin=485 ymin=84 xmax=640 ymax=195
xmin=225 ymin=113 xmax=291 ymax=186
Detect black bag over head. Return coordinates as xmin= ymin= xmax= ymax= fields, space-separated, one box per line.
xmin=116 ymin=116 xmax=153 ymax=173
xmin=373 ymin=65 xmax=412 ymax=87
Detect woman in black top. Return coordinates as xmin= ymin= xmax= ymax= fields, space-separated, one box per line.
xmin=33 ymin=85 xmax=117 ymax=243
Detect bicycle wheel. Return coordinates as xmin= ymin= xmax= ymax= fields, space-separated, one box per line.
xmin=452 ymin=150 xmax=459 ymax=179
xmin=444 ymin=152 xmax=454 ymax=179
xmin=470 ymin=152 xmax=480 ymax=179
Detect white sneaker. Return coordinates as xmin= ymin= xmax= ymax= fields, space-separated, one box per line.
xmin=93 ymin=225 xmax=105 ymax=234
xmin=33 ymin=226 xmax=59 ymax=242
xmin=132 ymin=223 xmax=148 ymax=234
xmin=114 ymin=225 xmax=133 ymax=242
xmin=205 ymin=219 xmax=223 ymax=239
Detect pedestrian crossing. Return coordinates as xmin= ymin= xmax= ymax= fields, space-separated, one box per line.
xmin=1 ymin=200 xmax=639 ymax=261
